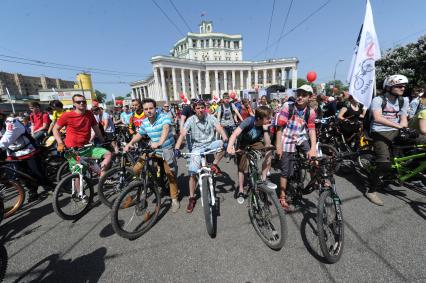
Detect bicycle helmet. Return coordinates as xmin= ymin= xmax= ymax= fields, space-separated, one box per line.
xmin=383 ymin=74 xmax=408 ymax=89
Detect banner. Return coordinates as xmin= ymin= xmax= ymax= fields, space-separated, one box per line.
xmin=347 ymin=0 xmax=381 ymax=108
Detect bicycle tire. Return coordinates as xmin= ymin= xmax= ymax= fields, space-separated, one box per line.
xmin=0 ymin=243 xmax=7 ymax=282
xmin=1 ymin=179 xmax=25 ymax=219
xmin=52 ymin=174 xmax=94 ymax=220
xmin=0 ymin=197 xmax=4 ymax=225
xmin=317 ymin=189 xmax=344 ymax=263
xmin=111 ymin=180 xmax=160 ymax=239
xmin=56 ymin=161 xmax=71 ymax=183
xmin=202 ymin=177 xmax=216 ymax=238
xmin=248 ymin=189 xmax=287 ymax=250
xmin=97 ymin=166 xmax=136 ymax=208
xmin=318 ymin=144 xmax=340 ymax=173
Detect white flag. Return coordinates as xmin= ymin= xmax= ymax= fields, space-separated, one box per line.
xmin=347 ymin=0 xmax=381 ymax=109
xmin=112 ymin=94 xmax=116 ymax=105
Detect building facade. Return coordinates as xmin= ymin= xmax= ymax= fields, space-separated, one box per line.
xmin=130 ymin=21 xmax=298 ymax=102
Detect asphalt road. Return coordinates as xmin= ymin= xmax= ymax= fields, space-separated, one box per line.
xmin=1 ymin=158 xmax=425 ymax=282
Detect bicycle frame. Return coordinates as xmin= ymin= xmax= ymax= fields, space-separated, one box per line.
xmin=393 ymin=149 xmax=426 ymax=182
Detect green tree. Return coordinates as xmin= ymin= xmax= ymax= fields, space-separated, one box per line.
xmin=94 ymin=89 xmax=107 ymax=103
xmin=376 ymin=35 xmax=426 ymax=89
xmin=115 ymin=96 xmax=125 ymax=100
xmin=106 ymin=100 xmax=114 ymax=105
xmin=325 ymin=80 xmax=348 ymax=95
xmin=125 ymin=92 xmax=131 ymax=97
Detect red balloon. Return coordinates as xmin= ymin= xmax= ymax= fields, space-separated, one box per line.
xmin=179 ymin=93 xmax=185 ymax=99
xmin=183 ymin=98 xmax=188 ymax=103
xmin=213 ymin=96 xmax=218 ymax=100
xmin=306 ymin=71 xmax=317 ymax=82
xmin=230 ymin=92 xmax=236 ymax=99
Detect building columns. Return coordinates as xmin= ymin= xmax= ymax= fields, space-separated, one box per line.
xmin=292 ymin=67 xmax=298 ymax=89
xmin=281 ymin=67 xmax=285 ymax=86
xmin=181 ymin=68 xmax=186 ymax=96
xmin=190 ymin=69 xmax=195 ymax=98
xmin=172 ymin=68 xmax=178 ymax=100
xmin=160 ymin=67 xmax=167 ymax=102
xmin=231 ymin=70 xmax=236 ymax=91
xmin=263 ymin=69 xmax=267 ymax=86
xmin=254 ymin=70 xmax=259 ymax=87
xmin=197 ymin=70 xmax=202 ymax=95
xmin=248 ymin=70 xmax=252 ymax=89
xmin=240 ymin=70 xmax=244 ymax=90
xmin=223 ymin=70 xmax=228 ymax=91
xmin=214 ymin=70 xmax=219 ymax=96
xmin=153 ymin=67 xmax=161 ymax=101
xmin=205 ymin=70 xmax=210 ymax=94
xmin=272 ymin=68 xmax=276 ymax=85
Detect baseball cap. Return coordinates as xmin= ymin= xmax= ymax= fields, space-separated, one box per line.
xmin=297 ymin=85 xmax=314 ymax=93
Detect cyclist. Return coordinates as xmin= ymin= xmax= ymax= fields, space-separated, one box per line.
xmin=368 ymin=74 xmax=410 ymax=206
xmin=29 ymin=102 xmax=51 ymax=145
xmin=408 ymin=93 xmax=426 ymax=143
xmin=174 ymin=99 xmax=228 ymax=213
xmin=0 ymin=115 xmax=52 ymax=202
xmin=124 ymin=98 xmax=180 ymax=213
xmin=337 ymin=95 xmax=366 ymax=146
xmin=275 ymin=85 xmax=317 ymax=211
xmin=128 ymin=99 xmax=145 ymax=136
xmin=47 ymin=100 xmax=64 ymax=135
xmin=52 ymin=94 xmax=112 ymax=177
xmin=120 ymin=105 xmax=132 ymax=126
xmin=180 ymin=99 xmax=196 ymax=151
xmin=240 ymin=98 xmax=255 ymax=120
xmin=227 ymin=106 xmax=273 ymax=204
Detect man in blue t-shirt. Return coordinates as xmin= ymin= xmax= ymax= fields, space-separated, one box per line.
xmin=120 ymin=105 xmax=132 ymax=125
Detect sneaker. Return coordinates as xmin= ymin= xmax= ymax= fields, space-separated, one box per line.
xmin=172 ymin=199 xmax=180 ymax=213
xmin=237 ymin=192 xmax=245 ymax=204
xmin=366 ymin=192 xmax=384 ymax=206
xmin=186 ymin=197 xmax=196 ymax=213
xmin=211 ymin=164 xmax=222 ymax=175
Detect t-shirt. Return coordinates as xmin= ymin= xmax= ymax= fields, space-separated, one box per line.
xmin=30 ymin=111 xmax=51 ymax=131
xmin=184 ymin=114 xmax=218 ymax=149
xmin=102 ymin=112 xmax=115 ymax=133
xmin=240 ymin=105 xmax=253 ymax=120
xmin=129 ymin=111 xmax=145 ymax=132
xmin=408 ymin=109 xmax=426 ymax=132
xmin=371 ymin=95 xmax=409 ymax=132
xmin=57 ymin=110 xmax=97 ymax=148
xmin=181 ymin=105 xmax=195 ymax=119
xmin=138 ymin=113 xmax=174 ymax=152
xmin=120 ymin=111 xmax=132 ymax=125
xmin=237 ymin=116 xmax=264 ymax=148
xmin=52 ymin=110 xmax=64 ymax=122
xmin=218 ymin=103 xmax=238 ymax=127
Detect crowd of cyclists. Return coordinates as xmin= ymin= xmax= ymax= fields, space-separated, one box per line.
xmin=0 ymin=73 xmax=425 ymax=215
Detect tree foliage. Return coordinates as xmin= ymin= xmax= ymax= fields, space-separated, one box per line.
xmin=94 ymin=89 xmax=107 ymax=103
xmin=376 ymin=35 xmax=426 ymax=89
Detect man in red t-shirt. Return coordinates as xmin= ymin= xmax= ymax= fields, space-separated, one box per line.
xmin=52 ymin=94 xmax=112 ymax=176
xmin=29 ymin=101 xmax=51 ymax=144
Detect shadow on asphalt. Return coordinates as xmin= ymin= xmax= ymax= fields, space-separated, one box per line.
xmin=10 ymin=247 xmax=107 ymax=282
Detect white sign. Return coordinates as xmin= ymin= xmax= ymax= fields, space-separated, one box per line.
xmin=38 ymin=89 xmax=92 ymax=101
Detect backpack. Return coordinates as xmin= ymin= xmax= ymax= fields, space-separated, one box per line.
xmin=287 ymin=103 xmax=311 ymax=125
xmin=220 ymin=103 xmax=237 ymax=121
xmin=363 ymin=95 xmax=404 ymax=132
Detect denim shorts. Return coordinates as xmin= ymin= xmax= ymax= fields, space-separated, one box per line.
xmin=188 ymin=140 xmax=223 ymax=176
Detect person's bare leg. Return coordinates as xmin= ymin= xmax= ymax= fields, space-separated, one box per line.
xmin=189 ymin=175 xmax=197 ymax=198
xmin=100 ymin=152 xmax=112 ymax=177
xmin=280 ymin=177 xmax=287 ymax=198
xmin=261 ymin=151 xmax=272 ymax=181
xmin=238 ymin=171 xmax=245 ymax=193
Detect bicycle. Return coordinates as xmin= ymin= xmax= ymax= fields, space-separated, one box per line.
xmin=111 ymin=147 xmax=162 ymax=240
xmin=236 ymin=146 xmax=287 ymax=250
xmin=52 ymin=144 xmax=102 ymax=220
xmin=286 ymin=149 xmax=354 ymax=263
xmin=181 ymin=147 xmax=223 ymax=238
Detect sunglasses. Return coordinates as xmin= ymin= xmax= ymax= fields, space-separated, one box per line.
xmin=74 ymin=100 xmax=87 ymax=105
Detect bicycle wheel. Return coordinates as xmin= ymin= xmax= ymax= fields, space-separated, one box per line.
xmin=111 ymin=180 xmax=160 ymax=239
xmin=248 ymin=189 xmax=287 ymax=250
xmin=98 ymin=167 xmax=136 ymax=208
xmin=319 ymin=144 xmax=340 ymax=172
xmin=0 ymin=197 xmax=4 ymax=225
xmin=56 ymin=161 xmax=71 ymax=182
xmin=0 ymin=179 xmax=25 ymax=219
xmin=0 ymin=243 xmax=7 ymax=282
xmin=317 ymin=189 xmax=344 ymax=263
xmin=201 ymin=177 xmax=216 ymax=238
xmin=52 ymin=174 xmax=94 ymax=220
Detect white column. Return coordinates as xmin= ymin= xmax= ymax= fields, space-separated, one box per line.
xmin=223 ymin=70 xmax=228 ymax=91
xmin=190 ymin=69 xmax=195 ymax=98
xmin=153 ymin=67 xmax=161 ymax=101
xmin=232 ymin=70 xmax=236 ymax=91
xmin=205 ymin=70 xmax=211 ymax=94
xmin=172 ymin=68 xmax=178 ymax=100
xmin=160 ymin=67 xmax=167 ymax=102
xmin=248 ymin=70 xmax=252 ymax=89
xmin=197 ymin=70 xmax=202 ymax=95
xmin=215 ymin=70 xmax=219 ymax=96
xmin=281 ymin=67 xmax=285 ymax=85
xmin=254 ymin=70 xmax=259 ymax=87
xmin=285 ymin=68 xmax=290 ymax=89
xmin=263 ymin=69 xmax=267 ymax=86
xmin=292 ymin=67 xmax=298 ymax=89
xmin=272 ymin=68 xmax=276 ymax=85
xmin=240 ymin=70 xmax=244 ymax=90
xmin=181 ymin=68 xmax=186 ymax=96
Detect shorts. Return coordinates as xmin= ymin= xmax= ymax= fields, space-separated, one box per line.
xmin=279 ymin=141 xmax=310 ymax=178
xmin=188 ymin=140 xmax=223 ymax=176
xmin=67 ymin=146 xmax=109 ymax=171
xmin=236 ymin=141 xmax=266 ymax=173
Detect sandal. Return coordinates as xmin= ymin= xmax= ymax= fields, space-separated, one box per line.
xmin=279 ymin=195 xmax=292 ymax=212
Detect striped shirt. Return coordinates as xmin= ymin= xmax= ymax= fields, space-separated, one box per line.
xmin=138 ymin=113 xmax=174 ymax=153
xmin=275 ymin=103 xmax=316 ymax=152
xmin=184 ymin=114 xmax=218 ymax=149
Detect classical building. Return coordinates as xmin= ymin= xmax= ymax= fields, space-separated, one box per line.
xmin=130 ymin=21 xmax=298 ymax=102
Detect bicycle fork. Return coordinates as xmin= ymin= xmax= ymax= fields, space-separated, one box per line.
xmin=71 ymin=163 xmax=85 ymax=198
xmin=198 ymin=173 xmax=215 ymax=207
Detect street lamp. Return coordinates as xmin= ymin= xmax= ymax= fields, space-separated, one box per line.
xmin=333 ymin=59 xmax=344 ymax=81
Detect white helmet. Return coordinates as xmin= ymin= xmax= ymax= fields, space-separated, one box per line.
xmin=383 ymin=74 xmax=408 ymax=88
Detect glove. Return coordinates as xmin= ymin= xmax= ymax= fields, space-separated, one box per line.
xmin=173 ymin=148 xmax=181 ymax=158
xmin=57 ymin=142 xmax=65 ymax=153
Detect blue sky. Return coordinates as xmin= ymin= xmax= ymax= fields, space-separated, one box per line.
xmin=1 ymin=0 xmax=425 ymax=100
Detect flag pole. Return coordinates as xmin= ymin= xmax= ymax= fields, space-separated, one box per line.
xmin=5 ymin=87 xmax=16 ymax=114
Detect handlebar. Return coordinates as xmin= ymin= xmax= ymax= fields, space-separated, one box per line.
xmin=181 ymin=147 xmax=223 ymax=157
xmin=235 ymin=146 xmax=275 ymax=155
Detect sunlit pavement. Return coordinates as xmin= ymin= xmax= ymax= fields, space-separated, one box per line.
xmin=2 ymin=158 xmax=425 ymax=282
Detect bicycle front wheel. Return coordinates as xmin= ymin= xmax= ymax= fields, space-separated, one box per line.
xmin=317 ymin=189 xmax=344 ymax=263
xmin=201 ymin=177 xmax=216 ymax=238
xmin=0 ymin=179 xmax=25 ymax=219
xmin=97 ymin=167 xmax=136 ymax=208
xmin=111 ymin=180 xmax=160 ymax=239
xmin=52 ymin=174 xmax=94 ymax=220
xmin=248 ymin=189 xmax=287 ymax=250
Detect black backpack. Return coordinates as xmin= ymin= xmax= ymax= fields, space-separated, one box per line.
xmin=363 ymin=95 xmax=404 ymax=132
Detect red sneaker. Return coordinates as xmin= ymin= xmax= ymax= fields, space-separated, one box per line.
xmin=186 ymin=197 xmax=196 ymax=213
xmin=211 ymin=164 xmax=222 ymax=175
